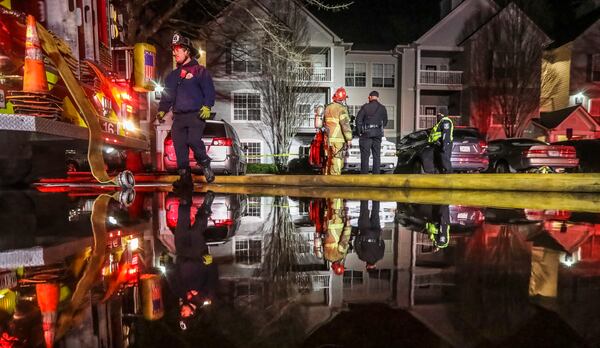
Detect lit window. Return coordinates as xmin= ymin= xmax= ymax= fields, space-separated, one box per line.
xmin=345 ymin=63 xmax=366 ymax=87
xmin=233 ymin=93 xmax=261 ymax=121
xmin=242 ymin=141 xmax=261 ymax=164
xmin=372 ymin=63 xmax=395 ymax=87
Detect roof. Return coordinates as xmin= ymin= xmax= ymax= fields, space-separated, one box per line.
xmin=548 ymin=5 xmax=600 ymax=49
xmin=536 ymin=105 xmax=584 ymax=129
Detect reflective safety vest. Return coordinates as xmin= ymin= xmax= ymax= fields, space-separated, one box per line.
xmin=426 ymin=222 xmax=450 ymax=248
xmin=428 ymin=117 xmax=454 ymax=143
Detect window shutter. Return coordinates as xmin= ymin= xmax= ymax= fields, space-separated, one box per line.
xmin=225 ymin=42 xmax=232 ymax=75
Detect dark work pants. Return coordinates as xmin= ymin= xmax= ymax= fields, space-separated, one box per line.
xmin=172 ymin=112 xmax=211 ymax=170
xmin=175 ymin=196 xmax=210 ymax=259
xmin=423 ymin=144 xmax=453 ymax=174
xmin=436 ymin=144 xmax=453 ymax=174
xmin=359 ymin=136 xmax=382 ymax=174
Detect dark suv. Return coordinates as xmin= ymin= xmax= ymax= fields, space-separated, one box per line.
xmin=394 ymin=127 xmax=489 ymax=173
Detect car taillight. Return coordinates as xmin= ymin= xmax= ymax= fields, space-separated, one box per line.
xmin=558 ymin=146 xmax=577 ymax=158
xmin=212 ymin=137 xmax=233 ymax=146
xmin=478 ymin=140 xmax=488 ymax=152
xmin=165 ymin=137 xmax=173 ymax=147
xmin=522 ymin=149 xmax=548 ymax=157
xmin=213 ymin=219 xmax=233 ymax=227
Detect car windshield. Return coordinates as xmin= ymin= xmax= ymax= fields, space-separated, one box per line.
xmin=454 ymin=128 xmax=482 ymax=139
xmin=205 ymin=123 xmax=227 ymax=138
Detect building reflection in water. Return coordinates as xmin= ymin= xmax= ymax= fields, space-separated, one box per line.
xmin=0 ymin=189 xmax=600 ymax=347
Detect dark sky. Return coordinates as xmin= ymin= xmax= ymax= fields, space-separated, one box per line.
xmin=311 ymin=0 xmax=600 ymax=50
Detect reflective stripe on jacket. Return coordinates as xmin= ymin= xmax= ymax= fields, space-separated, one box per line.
xmin=428 ymin=117 xmax=454 ymax=143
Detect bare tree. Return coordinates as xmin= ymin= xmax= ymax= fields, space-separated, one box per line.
xmin=467 ymin=2 xmax=553 ymax=138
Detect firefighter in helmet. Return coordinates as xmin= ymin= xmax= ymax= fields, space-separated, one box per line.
xmin=156 ymin=32 xmax=216 ymax=187
xmin=425 ymin=113 xmax=454 ymax=174
xmin=322 ymin=87 xmax=353 ymax=175
xmin=322 ymin=198 xmax=351 ymax=274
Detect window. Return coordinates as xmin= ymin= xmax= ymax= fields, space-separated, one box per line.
xmin=242 ymin=141 xmax=261 ymax=164
xmin=235 ymin=239 xmax=262 ymax=265
xmin=492 ymin=51 xmax=513 ymax=79
xmin=231 ymin=42 xmax=261 ymax=73
xmin=345 ymin=63 xmax=366 ymax=87
xmin=347 ymin=105 xmax=362 ymax=118
xmin=372 ymin=63 xmax=395 ymax=87
xmin=384 ymin=105 xmax=395 ymax=130
xmin=246 ymin=196 xmax=261 ymax=217
xmin=233 ymin=93 xmax=261 ymax=121
xmin=592 ymin=54 xmax=600 ymax=82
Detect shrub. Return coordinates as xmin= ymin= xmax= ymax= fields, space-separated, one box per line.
xmin=246 ymin=163 xmax=279 ymax=174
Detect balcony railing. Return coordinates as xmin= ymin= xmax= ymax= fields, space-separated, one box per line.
xmin=293 ymin=66 xmax=332 ymax=83
xmin=419 ymin=70 xmax=462 ymax=85
xmin=299 ymin=114 xmax=317 ymax=129
xmin=417 ymin=115 xmax=462 ymax=130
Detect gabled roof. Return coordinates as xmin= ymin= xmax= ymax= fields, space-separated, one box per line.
xmin=548 ymin=5 xmax=600 ymax=49
xmin=534 ymin=105 xmax=600 ymax=129
xmin=457 ymin=2 xmax=551 ymax=46
xmin=416 ymin=0 xmax=499 ymax=45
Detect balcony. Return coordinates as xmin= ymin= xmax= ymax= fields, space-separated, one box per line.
xmin=419 ymin=70 xmax=462 ymax=86
xmin=293 ymin=66 xmax=332 ymax=83
xmin=417 ymin=115 xmax=462 ymax=130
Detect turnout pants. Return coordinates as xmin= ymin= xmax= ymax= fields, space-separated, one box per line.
xmin=325 ymin=140 xmax=346 ymax=175
xmin=359 ymin=136 xmax=382 ymax=174
xmin=172 ymin=112 xmax=211 ymax=170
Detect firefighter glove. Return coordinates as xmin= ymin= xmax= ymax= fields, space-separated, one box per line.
xmin=156 ymin=111 xmax=166 ymax=123
xmin=199 ymin=106 xmax=211 ymax=120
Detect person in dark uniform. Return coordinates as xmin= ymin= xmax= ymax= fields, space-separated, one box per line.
xmin=165 ymin=188 xmax=218 ymax=330
xmin=425 ymin=113 xmax=454 ymax=174
xmin=156 ymin=32 xmax=216 ymax=186
xmin=355 ymin=200 xmax=385 ymax=271
xmin=426 ymin=204 xmax=451 ymax=249
xmin=356 ymin=91 xmax=388 ymax=174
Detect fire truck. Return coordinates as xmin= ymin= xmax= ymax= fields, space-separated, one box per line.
xmin=0 ymin=0 xmax=156 ymax=185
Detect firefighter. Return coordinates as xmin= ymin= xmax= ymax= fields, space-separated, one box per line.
xmin=425 ymin=113 xmax=454 ymax=174
xmin=356 ymin=91 xmax=388 ymax=174
xmin=156 ymin=32 xmax=216 ymax=187
xmin=426 ymin=205 xmax=451 ymax=249
xmin=322 ymin=198 xmax=351 ymax=273
xmin=165 ymin=188 xmax=218 ymax=330
xmin=355 ymin=200 xmax=385 ymax=271
xmin=323 ymin=87 xmax=353 ymax=175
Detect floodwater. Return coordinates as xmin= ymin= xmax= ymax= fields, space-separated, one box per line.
xmin=0 ymin=187 xmax=599 ymax=348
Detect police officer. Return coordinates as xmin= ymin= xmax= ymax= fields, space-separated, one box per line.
xmin=156 ymin=32 xmax=216 ymax=187
xmin=323 ymin=87 xmax=353 ymax=175
xmin=355 ymin=200 xmax=385 ymax=271
xmin=356 ymin=91 xmax=388 ymax=174
xmin=165 ymin=188 xmax=218 ymax=330
xmin=426 ymin=113 xmax=454 ymax=173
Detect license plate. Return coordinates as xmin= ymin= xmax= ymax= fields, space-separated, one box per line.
xmin=457 ymin=212 xmax=468 ymax=219
xmin=460 ymin=146 xmax=471 ymax=153
xmin=548 ymin=151 xmax=559 ymax=156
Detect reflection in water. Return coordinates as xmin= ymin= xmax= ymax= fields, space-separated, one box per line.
xmin=0 ymin=189 xmax=600 ymax=347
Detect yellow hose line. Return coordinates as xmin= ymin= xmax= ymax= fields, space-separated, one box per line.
xmin=152 ymin=173 xmax=600 ymax=193
xmin=192 ymin=185 xmax=600 ymax=213
xmin=37 ymin=23 xmax=114 ymax=185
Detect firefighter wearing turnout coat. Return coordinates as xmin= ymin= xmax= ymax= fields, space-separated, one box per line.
xmin=322 ymin=88 xmax=353 ymax=175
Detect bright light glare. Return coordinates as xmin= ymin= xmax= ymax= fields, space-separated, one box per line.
xmin=108 ymin=216 xmax=118 ymax=225
xmin=129 ymin=238 xmax=139 ymax=251
xmin=123 ymin=119 xmax=136 ymax=132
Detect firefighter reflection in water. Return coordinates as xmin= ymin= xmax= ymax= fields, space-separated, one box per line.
xmin=426 ymin=205 xmax=451 ymax=250
xmin=312 ymin=198 xmax=351 ymax=275
xmin=165 ymin=188 xmax=218 ymax=330
xmin=321 ymin=88 xmax=353 ymax=175
xmin=354 ymin=201 xmax=385 ymax=271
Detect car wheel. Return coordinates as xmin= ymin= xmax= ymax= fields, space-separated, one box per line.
xmin=412 ymin=159 xmax=425 ymax=174
xmin=495 ymin=161 xmax=510 ymax=173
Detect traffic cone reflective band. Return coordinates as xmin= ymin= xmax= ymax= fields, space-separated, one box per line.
xmin=23 ymin=15 xmax=48 ymax=93
xmin=36 ymin=283 xmax=59 ymax=348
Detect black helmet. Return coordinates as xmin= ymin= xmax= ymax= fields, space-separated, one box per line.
xmin=171 ymin=32 xmax=197 ymax=56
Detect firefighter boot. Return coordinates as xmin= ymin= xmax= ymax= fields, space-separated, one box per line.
xmin=173 ymin=168 xmax=193 ymax=191
xmin=200 ymin=191 xmax=215 ymax=215
xmin=200 ymin=161 xmax=215 ymax=183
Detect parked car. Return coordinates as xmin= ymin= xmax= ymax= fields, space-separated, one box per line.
xmin=394 ymin=127 xmax=489 ymax=173
xmin=344 ymin=137 xmax=397 ymax=173
xmin=163 ymin=120 xmax=247 ymax=175
xmin=487 ymin=138 xmax=579 ymax=173
xmin=552 ymin=139 xmax=600 ymax=173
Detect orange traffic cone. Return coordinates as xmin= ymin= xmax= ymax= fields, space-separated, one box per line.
xmin=23 ymin=15 xmax=48 ymax=93
xmin=36 ymin=283 xmax=59 ymax=348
